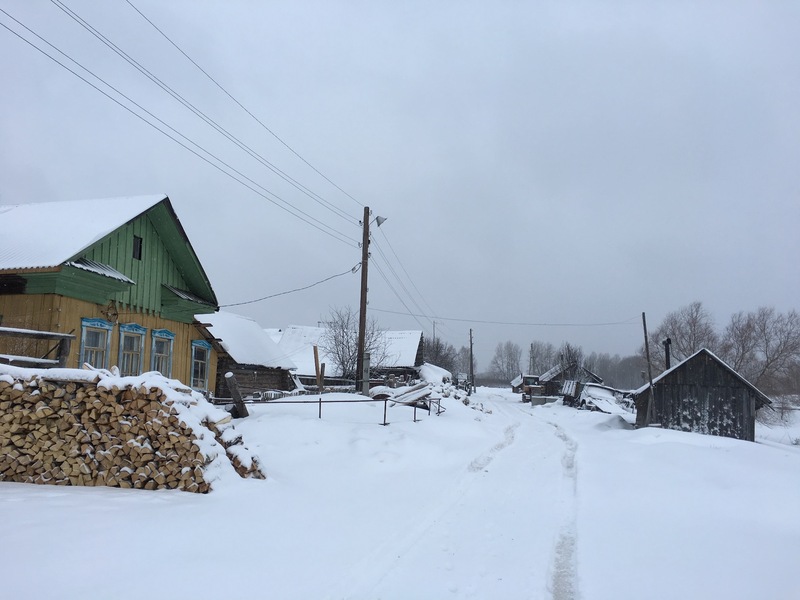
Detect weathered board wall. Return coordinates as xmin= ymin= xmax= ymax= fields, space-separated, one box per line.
xmin=651 ymin=352 xmax=759 ymax=441
xmin=214 ymin=357 xmax=295 ymax=398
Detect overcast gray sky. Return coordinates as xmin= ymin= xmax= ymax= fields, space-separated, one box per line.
xmin=2 ymin=0 xmax=799 ymax=370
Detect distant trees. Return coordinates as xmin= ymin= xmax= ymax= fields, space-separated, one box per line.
xmin=489 ymin=341 xmax=522 ymax=381
xmin=425 ymin=337 xmax=458 ymax=373
xmin=526 ymin=341 xmax=556 ymax=375
xmin=647 ymin=301 xmax=718 ymax=366
xmin=646 ymin=302 xmax=800 ymax=395
xmin=455 ymin=345 xmax=476 ymax=376
xmin=319 ymin=306 xmax=387 ymax=379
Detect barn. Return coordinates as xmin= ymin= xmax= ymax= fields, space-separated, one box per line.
xmin=633 ymin=348 xmax=772 ymax=441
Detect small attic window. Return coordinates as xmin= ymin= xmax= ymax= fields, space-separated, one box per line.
xmin=133 ymin=235 xmax=143 ymax=260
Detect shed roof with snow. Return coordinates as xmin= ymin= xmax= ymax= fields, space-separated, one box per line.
xmin=196 ymin=312 xmax=296 ymax=370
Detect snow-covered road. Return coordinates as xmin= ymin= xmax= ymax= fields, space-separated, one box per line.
xmin=2 ymin=386 xmax=799 ymax=599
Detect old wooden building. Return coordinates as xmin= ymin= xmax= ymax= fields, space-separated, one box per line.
xmin=633 ymin=349 xmax=771 ymax=441
xmin=195 ymin=311 xmax=297 ymax=398
xmin=0 ymin=195 xmax=220 ymax=393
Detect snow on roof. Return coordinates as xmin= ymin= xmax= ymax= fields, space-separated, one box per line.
xmin=633 ymin=348 xmax=771 ymax=406
xmin=196 ymin=312 xmax=296 ymax=370
xmin=419 ymin=362 xmax=452 ymax=383
xmin=270 ymin=325 xmax=330 ymax=377
xmin=65 ymin=258 xmax=134 ymax=284
xmin=381 ymin=330 xmax=422 ymax=368
xmin=267 ymin=326 xmax=423 ymax=377
xmin=0 ymin=195 xmax=167 ymax=271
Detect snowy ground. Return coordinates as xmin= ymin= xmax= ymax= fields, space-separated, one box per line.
xmin=2 ymin=387 xmax=799 ymax=599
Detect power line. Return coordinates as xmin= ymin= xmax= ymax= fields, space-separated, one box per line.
xmin=370 ymin=260 xmax=429 ymax=333
xmin=370 ymin=239 xmax=432 ymax=329
xmin=221 ymin=264 xmax=360 ymax=307
xmin=369 ymin=308 xmax=642 ymax=328
xmin=0 ymin=8 xmax=358 ymax=247
xmin=50 ymin=0 xmax=359 ymax=229
xmin=123 ymin=0 xmax=364 ymax=211
xmin=376 ymin=227 xmax=438 ymax=318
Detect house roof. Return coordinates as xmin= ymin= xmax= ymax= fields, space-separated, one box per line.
xmin=381 ymin=330 xmax=423 ymax=368
xmin=268 ymin=325 xmax=424 ymax=377
xmin=269 ymin=325 xmax=329 ymax=377
xmin=0 ymin=194 xmax=218 ymax=306
xmin=0 ymin=195 xmax=166 ymax=271
xmin=633 ymin=348 xmax=772 ymax=407
xmin=196 ymin=312 xmax=296 ymax=370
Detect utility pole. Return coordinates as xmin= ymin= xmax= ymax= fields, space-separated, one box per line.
xmin=641 ymin=312 xmax=655 ymax=428
xmin=469 ymin=329 xmax=475 ymax=390
xmin=356 ymin=206 xmax=370 ymax=394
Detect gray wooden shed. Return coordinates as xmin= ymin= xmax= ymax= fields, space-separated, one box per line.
xmin=633 ymin=348 xmax=771 ymax=441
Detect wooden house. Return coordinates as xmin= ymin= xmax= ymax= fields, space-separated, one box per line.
xmin=632 ymin=348 xmax=771 ymax=441
xmin=374 ymin=330 xmax=424 ymax=381
xmin=195 ymin=311 xmax=297 ymax=398
xmin=539 ymin=362 xmax=603 ymax=397
xmin=268 ymin=325 xmax=424 ymax=387
xmin=0 ymin=195 xmax=220 ymax=393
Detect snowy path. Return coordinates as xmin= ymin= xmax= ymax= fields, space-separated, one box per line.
xmin=3 ymin=387 xmax=800 ymax=599
xmin=330 ymin=392 xmax=582 ymax=599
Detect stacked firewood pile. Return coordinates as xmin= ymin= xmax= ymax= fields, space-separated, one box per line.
xmin=0 ymin=369 xmax=264 ymax=493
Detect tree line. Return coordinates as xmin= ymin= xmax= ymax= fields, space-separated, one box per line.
xmin=482 ymin=302 xmax=800 ymax=395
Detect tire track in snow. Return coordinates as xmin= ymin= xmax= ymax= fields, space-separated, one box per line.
xmin=468 ymin=422 xmax=520 ymax=472
xmin=548 ymin=423 xmax=579 ymax=600
xmin=325 ymin=406 xmax=524 ymax=599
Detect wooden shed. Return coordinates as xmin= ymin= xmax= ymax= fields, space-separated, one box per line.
xmin=633 ymin=348 xmax=771 ymax=441
xmin=195 ymin=311 xmax=298 ymax=398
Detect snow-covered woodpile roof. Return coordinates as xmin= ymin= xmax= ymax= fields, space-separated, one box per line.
xmin=196 ymin=312 xmax=296 ymax=370
xmin=0 ymin=195 xmax=166 ymax=271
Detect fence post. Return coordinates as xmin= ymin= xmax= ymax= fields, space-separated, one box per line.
xmin=413 ymin=404 xmax=417 ymax=423
xmin=381 ymin=398 xmax=389 ymax=426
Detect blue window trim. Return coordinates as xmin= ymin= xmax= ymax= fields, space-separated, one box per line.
xmin=190 ymin=339 xmax=212 ymax=391
xmin=118 ymin=323 xmax=146 ymax=376
xmin=150 ymin=329 xmax=175 ymax=377
xmin=79 ymin=318 xmax=112 ymax=369
xmin=119 ymin=323 xmax=147 ymax=336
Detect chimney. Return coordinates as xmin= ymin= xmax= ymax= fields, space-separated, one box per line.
xmin=663 ymin=338 xmax=672 ymax=370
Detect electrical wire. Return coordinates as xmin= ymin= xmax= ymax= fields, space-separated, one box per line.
xmin=124 ymin=0 xmax=364 ymax=211
xmin=370 ymin=260 xmax=429 ymax=333
xmin=221 ymin=264 xmax=360 ymax=307
xmin=0 ymin=9 xmax=358 ymax=247
xmin=369 ymin=308 xmax=642 ymax=328
xmin=370 ymin=239 xmax=431 ymax=329
xmin=50 ymin=0 xmax=359 ymax=229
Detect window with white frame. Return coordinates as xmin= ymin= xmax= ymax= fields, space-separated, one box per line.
xmin=191 ymin=340 xmax=212 ymax=391
xmin=151 ymin=329 xmax=175 ymax=377
xmin=80 ymin=318 xmax=112 ymax=369
xmin=119 ymin=323 xmax=146 ymax=377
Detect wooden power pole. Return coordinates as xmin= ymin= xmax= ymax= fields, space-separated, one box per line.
xmin=356 ymin=206 xmax=370 ymax=394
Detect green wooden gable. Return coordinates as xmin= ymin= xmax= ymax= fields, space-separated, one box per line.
xmin=21 ymin=198 xmax=218 ymax=323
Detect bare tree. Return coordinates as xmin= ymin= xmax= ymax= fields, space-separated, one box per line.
xmin=720 ymin=307 xmax=800 ymax=393
xmin=489 ymin=341 xmax=522 ymax=381
xmin=425 ymin=337 xmax=458 ymax=373
xmin=527 ymin=340 xmax=556 ymax=374
xmin=455 ymin=345 xmax=476 ymax=376
xmin=320 ymin=306 xmax=387 ymax=379
xmin=647 ymin=301 xmax=719 ymax=367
